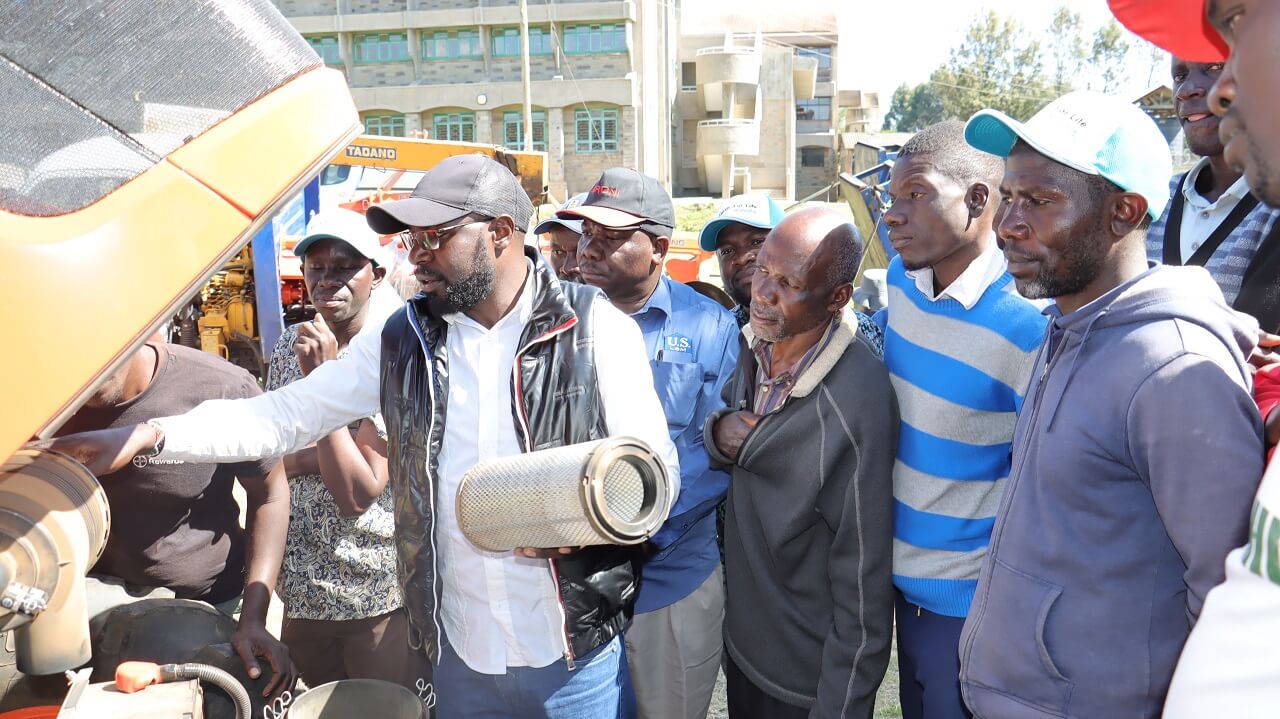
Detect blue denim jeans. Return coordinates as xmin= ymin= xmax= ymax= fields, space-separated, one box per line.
xmin=434 ymin=635 xmax=625 ymax=719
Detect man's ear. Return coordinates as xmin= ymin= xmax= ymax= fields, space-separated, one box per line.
xmin=371 ymin=264 xmax=387 ymax=289
xmin=1109 ymin=193 xmax=1149 ymax=238
xmin=651 ymin=234 xmax=670 ymax=266
xmin=488 ymin=215 xmax=517 ymax=252
xmin=967 ymin=182 xmax=991 ymax=218
xmin=827 ymin=282 xmax=853 ymax=313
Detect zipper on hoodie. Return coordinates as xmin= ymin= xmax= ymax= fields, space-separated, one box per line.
xmin=959 ymin=324 xmax=1067 ymax=678
xmin=511 ymin=316 xmax=580 ymax=670
xmin=407 ymin=305 xmax=445 ymax=654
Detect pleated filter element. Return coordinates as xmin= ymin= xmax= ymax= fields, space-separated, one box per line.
xmin=455 ymin=437 xmax=671 ymax=552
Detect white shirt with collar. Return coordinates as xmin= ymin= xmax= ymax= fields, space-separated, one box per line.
xmin=153 ymin=260 xmax=678 ymax=674
xmin=1178 ymin=156 xmax=1254 ymax=263
xmin=904 ymin=242 xmax=1008 ymax=310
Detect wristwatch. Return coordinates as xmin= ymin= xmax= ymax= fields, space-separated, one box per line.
xmin=142 ymin=420 xmax=166 ymax=459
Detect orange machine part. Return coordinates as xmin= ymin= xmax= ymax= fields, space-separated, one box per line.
xmin=0 ymin=708 xmax=60 ymax=719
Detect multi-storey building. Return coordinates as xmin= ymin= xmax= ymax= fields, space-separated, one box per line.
xmin=674 ymin=9 xmax=869 ymax=200
xmin=271 ymin=1 xmax=868 ymax=202
xmin=272 ymin=0 xmax=676 ymax=201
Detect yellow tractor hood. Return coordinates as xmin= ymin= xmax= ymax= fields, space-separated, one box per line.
xmin=0 ymin=1 xmax=361 ymax=461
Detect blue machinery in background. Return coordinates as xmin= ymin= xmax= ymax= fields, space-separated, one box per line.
xmin=251 ymin=176 xmax=319 ymax=360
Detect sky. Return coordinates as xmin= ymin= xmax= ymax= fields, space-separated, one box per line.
xmin=833 ymin=0 xmax=1168 ymax=110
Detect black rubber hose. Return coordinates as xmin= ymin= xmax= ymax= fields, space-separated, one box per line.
xmin=159 ymin=662 xmax=252 ymax=719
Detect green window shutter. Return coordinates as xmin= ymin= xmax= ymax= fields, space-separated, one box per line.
xmin=492 ymin=27 xmax=520 ymax=57
xmin=364 ymin=114 xmax=405 ymax=137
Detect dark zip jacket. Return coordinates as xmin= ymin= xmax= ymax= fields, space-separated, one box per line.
xmin=379 ymin=248 xmax=644 ymax=665
xmin=707 ymin=309 xmax=897 ymax=718
xmin=958 ymin=265 xmax=1264 ymax=718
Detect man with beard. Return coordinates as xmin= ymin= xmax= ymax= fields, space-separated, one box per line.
xmin=1107 ymin=1 xmax=1280 ymax=714
xmin=47 ymin=155 xmax=678 ymax=719
xmin=1147 ymin=55 xmax=1280 ymax=331
xmin=555 ymin=168 xmax=738 ymax=719
xmin=956 ymin=90 xmax=1264 ymax=719
xmin=706 ymin=207 xmax=897 ymax=719
xmin=877 ymin=120 xmax=1047 ymax=719
xmin=699 ymin=196 xmax=885 ymax=356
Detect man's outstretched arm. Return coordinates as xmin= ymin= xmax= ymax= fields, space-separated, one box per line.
xmin=46 ymin=314 xmax=391 ymax=473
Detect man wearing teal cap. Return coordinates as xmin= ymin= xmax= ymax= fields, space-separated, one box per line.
xmin=957 ymin=91 xmax=1264 ymax=718
xmin=698 ymin=195 xmax=786 ymax=328
xmin=699 ymin=196 xmax=883 ymax=357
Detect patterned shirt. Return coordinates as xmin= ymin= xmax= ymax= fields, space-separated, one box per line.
xmin=751 ymin=317 xmax=840 ymax=415
xmin=266 ymin=324 xmax=401 ymax=621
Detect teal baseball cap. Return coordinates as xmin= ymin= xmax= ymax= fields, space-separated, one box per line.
xmin=965 ymin=90 xmax=1173 ymax=220
xmin=698 ymin=194 xmax=786 ymax=252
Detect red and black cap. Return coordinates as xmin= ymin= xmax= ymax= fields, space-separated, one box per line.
xmin=556 ymin=167 xmax=676 ymax=236
xmin=1108 ymin=0 xmax=1228 ymax=63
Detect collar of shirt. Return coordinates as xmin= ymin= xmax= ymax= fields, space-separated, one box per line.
xmin=904 ymin=242 xmax=1007 ymax=310
xmin=1183 ymin=155 xmax=1252 ymax=212
xmin=630 ymin=274 xmax=673 ymax=321
xmin=442 ymin=258 xmax=536 ymax=333
xmin=750 ymin=316 xmax=837 ymax=414
xmin=630 ymin=275 xmax=674 ymax=360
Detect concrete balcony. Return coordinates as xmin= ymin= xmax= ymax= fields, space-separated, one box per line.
xmin=695 ymin=45 xmax=760 ymax=113
xmin=694 ymin=46 xmax=761 ymax=86
xmin=696 ymin=118 xmax=760 ymax=156
xmin=793 ymin=55 xmax=818 ymax=100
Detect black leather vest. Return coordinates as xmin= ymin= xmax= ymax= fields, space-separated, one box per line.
xmin=379 ymin=248 xmax=641 ymax=665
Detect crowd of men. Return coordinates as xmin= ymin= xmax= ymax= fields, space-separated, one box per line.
xmin=42 ymin=0 xmax=1280 ymax=716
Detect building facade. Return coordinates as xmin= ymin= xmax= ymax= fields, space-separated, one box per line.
xmin=272 ymin=0 xmax=869 ymax=202
xmin=271 ymin=0 xmax=676 ymax=202
xmin=674 ymin=10 xmax=872 ymax=200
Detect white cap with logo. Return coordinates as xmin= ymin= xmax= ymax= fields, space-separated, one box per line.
xmin=965 ymin=90 xmax=1174 ymax=220
xmin=294 ymin=208 xmax=387 ymax=267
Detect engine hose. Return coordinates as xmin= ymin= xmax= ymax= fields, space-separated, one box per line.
xmin=159 ymin=662 xmax=251 ymax=719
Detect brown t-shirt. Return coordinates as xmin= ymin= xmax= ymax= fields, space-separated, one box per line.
xmin=56 ymin=343 xmax=276 ymax=603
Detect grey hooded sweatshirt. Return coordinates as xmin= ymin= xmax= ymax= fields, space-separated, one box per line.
xmin=958 ymin=265 xmax=1265 ymax=719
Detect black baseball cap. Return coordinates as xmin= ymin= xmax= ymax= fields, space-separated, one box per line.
xmin=366 ymin=154 xmax=535 ymax=234
xmin=556 ymin=168 xmax=675 ymax=235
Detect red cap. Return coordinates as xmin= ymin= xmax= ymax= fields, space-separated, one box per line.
xmin=1108 ymin=0 xmax=1228 ymax=63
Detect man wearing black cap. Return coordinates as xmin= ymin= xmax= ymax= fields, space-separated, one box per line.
xmin=48 ymin=155 xmax=678 ymax=719
xmin=557 ymin=168 xmax=739 ymax=719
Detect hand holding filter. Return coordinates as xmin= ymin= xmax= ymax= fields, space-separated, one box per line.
xmin=455 ymin=437 xmax=671 ymax=552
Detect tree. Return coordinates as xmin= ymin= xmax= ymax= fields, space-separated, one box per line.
xmin=926 ymin=11 xmax=1053 ymax=122
xmin=882 ymin=82 xmax=945 ymax=132
xmin=1046 ymin=8 xmax=1087 ymax=95
xmin=880 ymin=6 xmax=1150 ymax=132
xmin=1092 ymin=20 xmax=1133 ymax=93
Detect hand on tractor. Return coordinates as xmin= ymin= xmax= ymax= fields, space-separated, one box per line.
xmin=231 ymin=620 xmax=297 ymax=700
xmin=33 ymin=423 xmax=162 ymax=476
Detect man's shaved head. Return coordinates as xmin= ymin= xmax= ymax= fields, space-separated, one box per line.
xmin=771 ymin=207 xmax=864 ymax=291
xmin=750 ymin=207 xmax=860 ymax=342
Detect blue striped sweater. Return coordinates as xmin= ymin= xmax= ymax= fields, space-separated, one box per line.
xmin=878 ymin=257 xmax=1047 ymax=617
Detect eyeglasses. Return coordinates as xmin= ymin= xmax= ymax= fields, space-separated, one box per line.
xmin=581 ymin=219 xmax=646 ymax=244
xmin=398 ymin=217 xmax=488 ymax=252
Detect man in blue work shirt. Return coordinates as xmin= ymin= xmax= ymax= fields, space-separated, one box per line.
xmin=559 ymin=169 xmax=739 ymax=719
